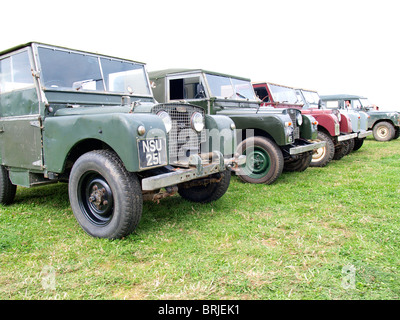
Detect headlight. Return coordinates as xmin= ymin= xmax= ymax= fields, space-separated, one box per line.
xmin=157 ymin=110 xmax=172 ymax=133
xmin=191 ymin=112 xmax=204 ymax=132
xmin=296 ymin=113 xmax=303 ymax=126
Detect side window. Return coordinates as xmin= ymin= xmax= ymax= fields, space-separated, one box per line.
xmin=169 ymin=77 xmax=204 ymax=100
xmin=352 ymin=100 xmax=362 ymax=109
xmin=254 ymin=87 xmax=269 ymax=102
xmin=0 ymin=51 xmax=34 ymax=93
xmin=325 ymin=101 xmax=339 ymax=109
xmin=169 ymin=78 xmax=184 ymax=99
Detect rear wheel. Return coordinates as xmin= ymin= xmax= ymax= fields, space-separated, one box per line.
xmin=69 ymin=150 xmax=142 ymax=239
xmin=236 ymin=136 xmax=283 ymax=184
xmin=0 ymin=166 xmax=16 ymax=205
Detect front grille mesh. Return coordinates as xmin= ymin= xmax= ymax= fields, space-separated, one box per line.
xmin=286 ymin=109 xmax=300 ymax=139
xmin=152 ymin=103 xmax=206 ymax=165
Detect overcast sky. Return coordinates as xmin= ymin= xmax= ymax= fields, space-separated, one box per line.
xmin=1 ymin=0 xmax=399 ymax=110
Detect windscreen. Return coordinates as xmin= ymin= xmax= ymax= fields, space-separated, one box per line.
xmin=37 ymin=46 xmax=151 ymax=95
xmin=205 ymin=73 xmax=257 ymax=100
xmin=269 ymin=84 xmax=300 ymax=104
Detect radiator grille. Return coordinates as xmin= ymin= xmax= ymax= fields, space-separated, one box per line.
xmin=152 ymin=103 xmax=206 ymax=165
xmin=286 ymin=109 xmax=300 ymax=140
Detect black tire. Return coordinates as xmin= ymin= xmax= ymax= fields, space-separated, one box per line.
xmin=345 ymin=138 xmax=355 ymax=155
xmin=178 ymin=170 xmax=231 ymax=203
xmin=310 ymin=131 xmax=335 ymax=167
xmin=394 ymin=128 xmax=400 ymax=140
xmin=236 ymin=136 xmax=283 ymax=184
xmin=284 ymin=152 xmax=312 ymax=172
xmin=373 ymin=121 xmax=395 ymax=141
xmin=353 ymin=138 xmax=364 ymax=151
xmin=0 ymin=166 xmax=16 ymax=205
xmin=68 ymin=150 xmax=142 ymax=239
xmin=333 ymin=140 xmax=349 ymax=160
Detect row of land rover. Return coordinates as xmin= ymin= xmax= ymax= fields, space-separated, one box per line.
xmin=1 ymin=43 xmax=398 ymax=238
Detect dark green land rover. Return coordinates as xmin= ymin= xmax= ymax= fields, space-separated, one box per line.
xmin=0 ymin=43 xmax=243 ymax=239
xmin=149 ymin=69 xmax=324 ymax=185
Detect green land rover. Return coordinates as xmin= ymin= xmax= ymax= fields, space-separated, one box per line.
xmin=149 ymin=69 xmax=324 ymax=185
xmin=0 ymin=43 xmax=244 ymax=239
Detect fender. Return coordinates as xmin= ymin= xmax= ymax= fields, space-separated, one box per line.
xmin=339 ymin=113 xmax=352 ymax=133
xmin=341 ymin=110 xmax=360 ymax=132
xmin=223 ymin=113 xmax=289 ymax=146
xmin=204 ymin=115 xmax=236 ymax=156
xmin=43 ymin=109 xmax=167 ymax=173
xmin=301 ymin=110 xmax=339 ymax=137
xmin=367 ymin=111 xmax=400 ymax=130
xmin=300 ymin=114 xmax=318 ymax=140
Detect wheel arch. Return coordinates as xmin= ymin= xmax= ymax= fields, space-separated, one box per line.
xmin=62 ymin=138 xmax=119 ymax=174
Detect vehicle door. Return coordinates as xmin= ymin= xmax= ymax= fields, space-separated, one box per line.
xmin=0 ymin=48 xmax=43 ymax=170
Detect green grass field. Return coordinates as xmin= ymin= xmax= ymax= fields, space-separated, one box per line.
xmin=1 ymin=136 xmax=399 ymax=300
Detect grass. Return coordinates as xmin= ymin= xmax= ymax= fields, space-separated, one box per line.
xmin=0 ymin=136 xmax=399 ymax=300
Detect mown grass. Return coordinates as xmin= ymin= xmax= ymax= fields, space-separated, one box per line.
xmin=0 ymin=136 xmax=399 ymax=300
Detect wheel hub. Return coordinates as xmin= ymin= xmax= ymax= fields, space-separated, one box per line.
xmin=78 ymin=173 xmax=114 ymax=226
xmin=248 ymin=149 xmax=270 ymax=174
xmin=89 ymin=185 xmax=109 ymax=210
xmin=87 ymin=178 xmax=113 ymax=217
xmin=377 ymin=127 xmax=388 ymax=138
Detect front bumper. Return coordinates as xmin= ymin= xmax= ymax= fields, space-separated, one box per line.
xmin=357 ymin=130 xmax=372 ymax=139
xmin=337 ymin=133 xmax=357 ymax=142
xmin=289 ymin=140 xmax=326 ymax=155
xmin=141 ymin=152 xmax=245 ymax=191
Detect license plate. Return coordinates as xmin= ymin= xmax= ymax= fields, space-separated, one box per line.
xmin=138 ymin=138 xmax=168 ymax=169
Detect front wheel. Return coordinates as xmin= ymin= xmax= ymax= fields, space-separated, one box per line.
xmin=344 ymin=138 xmax=355 ymax=155
xmin=333 ymin=140 xmax=349 ymax=160
xmin=236 ymin=136 xmax=283 ymax=184
xmin=284 ymin=152 xmax=312 ymax=172
xmin=310 ymin=131 xmax=334 ymax=167
xmin=353 ymin=138 xmax=365 ymax=151
xmin=373 ymin=121 xmax=395 ymax=141
xmin=68 ymin=150 xmax=142 ymax=239
xmin=178 ymin=170 xmax=231 ymax=203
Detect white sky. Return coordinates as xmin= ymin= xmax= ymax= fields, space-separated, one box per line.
xmin=1 ymin=0 xmax=399 ymax=110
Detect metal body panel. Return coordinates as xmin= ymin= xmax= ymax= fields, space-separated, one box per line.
xmin=43 ymin=110 xmax=167 ymax=173
xmin=219 ymin=111 xmax=289 ymax=146
xmin=0 ymin=114 xmax=43 ymax=169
